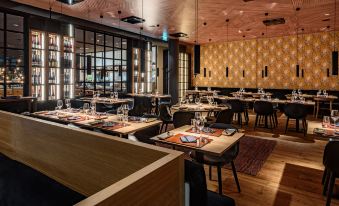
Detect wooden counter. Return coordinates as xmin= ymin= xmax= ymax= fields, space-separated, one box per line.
xmin=0 ymin=111 xmax=184 ymax=206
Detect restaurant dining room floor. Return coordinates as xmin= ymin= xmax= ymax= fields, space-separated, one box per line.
xmin=205 ymin=112 xmax=339 ymax=206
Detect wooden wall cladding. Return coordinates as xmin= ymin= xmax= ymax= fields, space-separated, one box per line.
xmin=194 ymin=31 xmax=339 ymax=90
xmin=0 ymin=111 xmax=184 ymax=206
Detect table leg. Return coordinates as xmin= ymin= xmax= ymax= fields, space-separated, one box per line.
xmin=330 ymin=101 xmax=332 ymax=113
xmin=155 ymin=98 xmax=159 ymax=115
xmin=296 ymin=119 xmax=299 ymax=132
xmin=195 ymin=151 xmax=204 ymax=164
xmin=313 ymin=104 xmax=316 ymax=117
xmin=316 ymin=101 xmax=319 ymax=119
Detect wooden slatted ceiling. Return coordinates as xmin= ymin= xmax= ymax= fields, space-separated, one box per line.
xmin=13 ymin=0 xmax=339 ymax=44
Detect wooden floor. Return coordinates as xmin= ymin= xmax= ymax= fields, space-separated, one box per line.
xmin=206 ymin=113 xmax=339 ymax=206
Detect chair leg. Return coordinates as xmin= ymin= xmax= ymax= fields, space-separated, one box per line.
xmin=303 ymin=119 xmax=307 ymax=136
xmin=231 ymin=161 xmax=241 ymax=193
xmin=284 ymin=117 xmax=289 ymax=134
xmin=322 ymin=168 xmax=328 ymax=185
xmin=326 ymin=173 xmax=335 ymax=206
xmin=274 ymin=112 xmax=278 ymax=127
xmin=323 ymin=170 xmax=330 ymax=196
xmin=164 ymin=123 xmax=168 ymax=132
xmin=160 ymin=123 xmax=164 ymax=133
xmin=269 ymin=115 xmax=274 ymax=131
xmin=254 ymin=114 xmax=259 ymax=130
xmin=217 ymin=165 xmax=222 ymax=195
xmin=209 ymin=165 xmax=212 ymax=181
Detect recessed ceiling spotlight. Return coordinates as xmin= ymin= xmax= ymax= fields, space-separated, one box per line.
xmin=325 ymin=13 xmax=330 ymax=16
xmin=12 ymin=24 xmax=19 ymax=27
xmin=239 ymin=10 xmax=244 ymax=14
xmin=238 ymin=30 xmax=242 ymax=33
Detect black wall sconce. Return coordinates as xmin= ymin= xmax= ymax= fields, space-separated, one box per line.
xmin=226 ymin=66 xmax=229 ymax=77
xmin=203 ymin=68 xmax=207 ymax=77
xmin=296 ymin=64 xmax=300 ymax=77
xmin=264 ymin=66 xmax=268 ymax=77
xmin=209 ymin=70 xmax=212 ymax=77
xmin=301 ymin=69 xmax=304 ymax=78
xmin=332 ymin=51 xmax=338 ymax=75
xmin=327 ymin=68 xmax=330 ymax=77
xmin=242 ymin=70 xmax=245 ymax=77
xmin=262 ymin=70 xmax=264 ymax=78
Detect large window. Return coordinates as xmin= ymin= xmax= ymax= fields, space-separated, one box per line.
xmin=75 ymin=28 xmax=127 ymax=96
xmin=178 ymin=52 xmax=190 ymax=101
xmin=0 ymin=13 xmax=25 ymax=98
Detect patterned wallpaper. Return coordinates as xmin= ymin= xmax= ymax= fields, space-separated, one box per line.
xmin=194 ymin=31 xmax=339 ymax=90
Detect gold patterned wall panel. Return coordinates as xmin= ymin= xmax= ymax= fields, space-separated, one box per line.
xmin=194 ymin=31 xmax=339 ymax=90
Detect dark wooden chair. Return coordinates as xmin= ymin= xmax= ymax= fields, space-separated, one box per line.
xmin=173 ymin=111 xmax=195 ymax=128
xmin=284 ymin=103 xmax=308 ymax=136
xmin=227 ymin=99 xmax=248 ymax=127
xmin=253 ymin=101 xmax=276 ymax=130
xmin=322 ymin=140 xmax=339 ymax=206
xmin=158 ymin=104 xmax=173 ymax=132
xmin=184 ymin=159 xmax=236 ymax=206
xmin=190 ymin=123 xmax=241 ymax=195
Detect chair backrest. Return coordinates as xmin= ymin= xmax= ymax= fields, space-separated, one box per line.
xmin=215 ymin=109 xmax=234 ymax=124
xmin=284 ymin=103 xmax=307 ymax=119
xmin=184 ymin=159 xmax=207 ymax=206
xmin=323 ymin=140 xmax=339 ymax=173
xmin=253 ymin=101 xmax=274 ymax=115
xmin=173 ymin=111 xmax=195 ymax=128
xmin=227 ymin=99 xmax=244 ymax=113
xmin=159 ymin=104 xmax=172 ymax=121
xmin=133 ymin=124 xmax=160 ymax=145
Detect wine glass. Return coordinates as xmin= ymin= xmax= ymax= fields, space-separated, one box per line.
xmin=191 ymin=119 xmax=197 ymax=132
xmin=323 ymin=90 xmax=328 ymax=97
xmin=65 ymin=99 xmax=71 ymax=111
xmin=323 ymin=116 xmax=330 ymax=128
xmin=189 ymin=95 xmax=193 ymax=103
xmin=110 ymin=92 xmax=114 ymax=100
xmin=57 ymin=100 xmax=63 ymax=110
xmin=196 ymin=117 xmax=205 ymax=137
xmin=90 ymin=101 xmax=96 ymax=115
xmin=114 ymin=92 xmax=119 ymax=100
xmin=195 ymin=97 xmax=201 ymax=105
xmin=330 ymin=110 xmax=339 ymax=127
xmin=83 ymin=103 xmax=90 ymax=119
xmin=117 ymin=106 xmax=124 ymax=121
xmin=195 ymin=112 xmax=201 ymax=120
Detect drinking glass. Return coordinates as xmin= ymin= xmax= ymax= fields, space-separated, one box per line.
xmin=195 ymin=97 xmax=201 ymax=105
xmin=65 ymin=99 xmax=71 ymax=110
xmin=195 ymin=112 xmax=201 ymax=120
xmin=330 ymin=110 xmax=339 ymax=127
xmin=323 ymin=116 xmax=330 ymax=128
xmin=90 ymin=101 xmax=96 ymax=115
xmin=189 ymin=95 xmax=193 ymax=103
xmin=83 ymin=103 xmax=90 ymax=119
xmin=317 ymin=90 xmax=321 ymax=97
xmin=57 ymin=100 xmax=63 ymax=110
xmin=117 ymin=106 xmax=124 ymax=121
xmin=191 ymin=119 xmax=197 ymax=132
xmin=114 ymin=92 xmax=119 ymax=100
xmin=196 ymin=118 xmax=205 ymax=135
xmin=323 ymin=90 xmax=328 ymax=97
xmin=110 ymin=92 xmax=114 ymax=99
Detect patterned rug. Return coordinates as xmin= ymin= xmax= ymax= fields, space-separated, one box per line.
xmin=226 ymin=136 xmax=277 ymax=176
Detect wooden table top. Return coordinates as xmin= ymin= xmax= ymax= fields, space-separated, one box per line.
xmin=127 ymin=93 xmax=171 ymax=99
xmin=0 ymin=96 xmax=37 ymax=102
xmin=152 ymin=125 xmax=244 ymax=157
xmin=171 ymin=103 xmax=229 ymax=112
xmin=186 ymin=90 xmax=220 ymax=94
xmin=230 ymin=92 xmax=273 ymax=96
xmin=216 ymin=96 xmax=316 ymax=106
xmin=32 ymin=110 xmax=162 ymax=135
xmin=78 ymin=97 xmax=130 ymax=105
xmin=307 ymin=121 xmax=339 ymax=138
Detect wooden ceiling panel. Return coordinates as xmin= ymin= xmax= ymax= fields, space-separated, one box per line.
xmin=13 ymin=0 xmax=339 ymax=44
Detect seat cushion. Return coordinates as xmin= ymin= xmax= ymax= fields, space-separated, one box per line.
xmin=189 ymin=152 xmax=233 ymax=166
xmin=207 ymin=191 xmax=236 ymax=206
xmin=0 ymin=153 xmax=85 ymax=206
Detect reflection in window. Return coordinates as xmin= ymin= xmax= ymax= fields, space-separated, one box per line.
xmin=0 ymin=13 xmax=25 ymax=98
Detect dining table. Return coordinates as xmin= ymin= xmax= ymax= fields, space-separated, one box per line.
xmin=31 ymin=109 xmax=162 ymax=138
xmin=78 ymin=97 xmax=131 ymax=105
xmin=152 ymin=125 xmax=244 ymax=163
xmin=185 ymin=90 xmax=220 ymax=96
xmin=313 ymin=95 xmax=338 ymax=119
xmin=307 ymin=121 xmax=339 ymax=139
xmin=171 ymin=103 xmax=229 ymax=113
